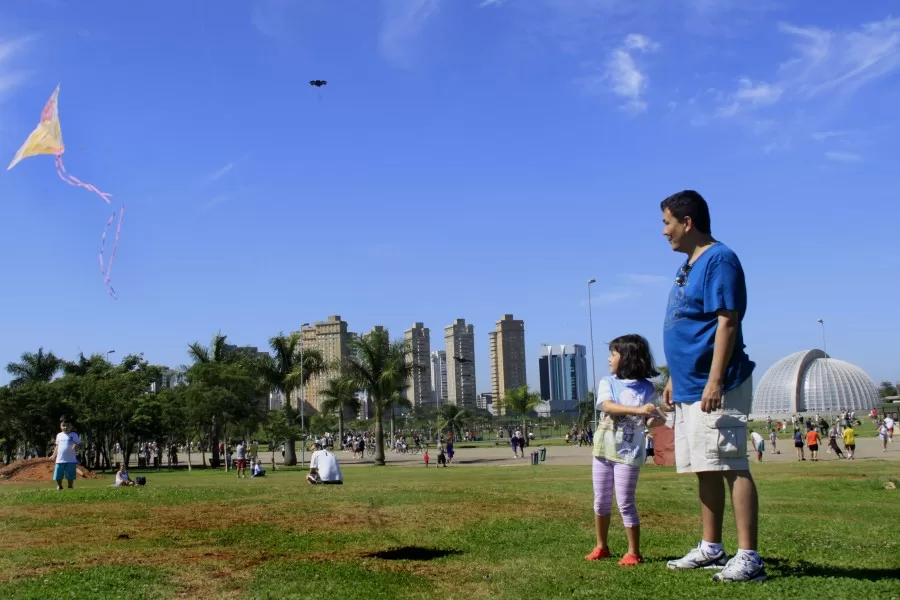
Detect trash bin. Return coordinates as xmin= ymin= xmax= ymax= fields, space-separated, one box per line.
xmin=531 ymin=451 xmax=539 ymax=465
xmin=539 ymin=446 xmax=547 ymax=462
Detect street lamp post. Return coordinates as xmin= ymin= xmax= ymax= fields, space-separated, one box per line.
xmin=300 ymin=322 xmax=310 ymax=467
xmin=587 ymin=279 xmax=598 ymax=430
xmin=817 ymin=319 xmax=834 ymax=424
xmin=106 ymin=349 xmax=116 ymax=362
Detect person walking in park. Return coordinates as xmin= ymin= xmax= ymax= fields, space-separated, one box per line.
xmin=806 ymin=428 xmax=821 ymax=461
xmin=659 ymin=191 xmax=765 ymax=582
xmin=50 ymin=416 xmax=82 ymax=491
xmin=843 ymin=423 xmax=856 ymax=459
xmin=585 ymin=334 xmax=666 ymax=566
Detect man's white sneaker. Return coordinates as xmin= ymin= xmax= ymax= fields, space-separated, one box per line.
xmin=667 ymin=545 xmax=728 ymax=570
xmin=712 ymin=553 xmax=767 ymax=582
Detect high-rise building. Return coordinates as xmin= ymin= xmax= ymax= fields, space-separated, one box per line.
xmin=489 ymin=314 xmax=527 ymax=416
xmin=539 ymin=344 xmax=589 ymax=413
xmin=476 ymin=392 xmax=493 ymax=411
xmin=404 ymin=322 xmax=433 ymax=408
xmin=299 ymin=315 xmax=350 ymax=413
xmin=445 ymin=318 xmax=476 ymax=410
xmin=431 ymin=350 xmax=448 ymax=407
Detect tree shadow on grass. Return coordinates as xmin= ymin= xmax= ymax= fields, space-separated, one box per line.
xmin=761 ymin=558 xmax=897 ymax=582
xmin=364 ymin=547 xmax=463 ymax=561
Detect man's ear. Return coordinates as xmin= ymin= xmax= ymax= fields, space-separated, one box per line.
xmin=683 ymin=215 xmax=693 ymax=233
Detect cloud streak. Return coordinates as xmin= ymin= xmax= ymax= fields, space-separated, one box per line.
xmin=824 ymin=151 xmax=863 ymax=164
xmin=715 ymin=17 xmax=900 ymax=119
xmin=0 ymin=36 xmax=34 ymax=98
xmin=379 ymin=0 xmax=442 ymax=68
xmin=202 ymin=154 xmax=249 ymax=186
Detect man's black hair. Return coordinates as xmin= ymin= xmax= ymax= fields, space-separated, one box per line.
xmin=660 ymin=190 xmax=712 ymax=235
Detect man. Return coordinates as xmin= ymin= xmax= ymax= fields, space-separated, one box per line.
xmin=660 ymin=190 xmax=765 ymax=582
xmin=749 ymin=430 xmax=764 ymax=462
xmin=235 ymin=440 xmax=247 ymax=479
xmin=307 ymin=442 xmax=343 ymax=485
xmin=50 ymin=416 xmax=81 ymax=491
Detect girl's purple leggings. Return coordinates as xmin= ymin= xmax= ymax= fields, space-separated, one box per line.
xmin=592 ymin=456 xmax=641 ymax=527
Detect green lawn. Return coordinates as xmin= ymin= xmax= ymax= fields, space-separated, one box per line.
xmin=0 ymin=461 xmax=898 ymax=599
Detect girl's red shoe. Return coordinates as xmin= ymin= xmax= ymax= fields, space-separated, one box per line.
xmin=618 ymin=553 xmax=643 ymax=566
xmin=584 ymin=546 xmax=611 ymax=561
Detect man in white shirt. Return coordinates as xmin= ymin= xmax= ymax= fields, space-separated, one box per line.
xmin=235 ymin=440 xmax=247 ymax=479
xmin=50 ymin=417 xmax=82 ymax=490
xmin=749 ymin=430 xmax=765 ymax=463
xmin=884 ymin=416 xmax=895 ymax=442
xmin=307 ymin=442 xmax=343 ymax=485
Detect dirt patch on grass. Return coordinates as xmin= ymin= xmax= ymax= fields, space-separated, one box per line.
xmin=790 ymin=473 xmax=869 ymax=480
xmin=0 ymin=458 xmax=104 ymax=482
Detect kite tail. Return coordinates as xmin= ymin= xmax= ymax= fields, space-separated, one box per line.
xmin=56 ymin=155 xmax=113 ymax=205
xmin=99 ymin=206 xmax=124 ymax=299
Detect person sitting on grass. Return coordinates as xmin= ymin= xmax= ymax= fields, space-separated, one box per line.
xmin=251 ymin=459 xmax=266 ymax=477
xmin=115 ymin=464 xmax=135 ymax=487
xmin=306 ymin=442 xmax=343 ymax=485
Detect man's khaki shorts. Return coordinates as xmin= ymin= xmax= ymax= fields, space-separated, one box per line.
xmin=674 ymin=377 xmax=752 ymax=473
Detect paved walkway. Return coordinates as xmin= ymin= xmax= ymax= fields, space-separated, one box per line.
xmin=263 ymin=435 xmax=900 ymax=468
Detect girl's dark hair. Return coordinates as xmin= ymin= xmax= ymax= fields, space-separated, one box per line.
xmin=609 ymin=334 xmax=659 ymax=380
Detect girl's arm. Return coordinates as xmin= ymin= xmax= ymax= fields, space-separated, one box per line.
xmin=601 ymin=401 xmax=659 ymax=417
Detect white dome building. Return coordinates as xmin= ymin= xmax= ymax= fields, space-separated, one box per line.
xmin=753 ymin=350 xmax=879 ymax=415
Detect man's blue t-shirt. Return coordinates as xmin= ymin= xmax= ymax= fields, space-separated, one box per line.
xmin=663 ymin=242 xmax=755 ymax=403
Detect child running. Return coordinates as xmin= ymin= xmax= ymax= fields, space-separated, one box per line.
xmin=586 ymin=334 xmax=665 ymax=566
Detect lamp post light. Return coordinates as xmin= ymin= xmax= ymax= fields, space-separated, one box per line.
xmin=105 ymin=349 xmax=116 ymax=362
xmin=300 ymin=322 xmax=310 ymax=467
xmin=587 ymin=279 xmax=598 ymax=430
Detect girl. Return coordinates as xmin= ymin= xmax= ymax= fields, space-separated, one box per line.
xmin=586 ymin=334 xmax=665 ymax=566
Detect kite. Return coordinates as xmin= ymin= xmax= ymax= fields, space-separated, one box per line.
xmin=309 ymin=80 xmax=327 ymax=87
xmin=8 ymin=85 xmax=123 ymax=298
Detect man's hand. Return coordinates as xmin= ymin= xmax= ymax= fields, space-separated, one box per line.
xmin=700 ymin=380 xmax=724 ymax=413
xmin=663 ymin=378 xmax=674 ymax=410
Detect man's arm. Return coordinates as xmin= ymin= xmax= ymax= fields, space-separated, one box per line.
xmin=701 ymin=309 xmax=738 ymax=412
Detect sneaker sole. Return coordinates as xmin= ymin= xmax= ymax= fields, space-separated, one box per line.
xmin=667 ymin=562 xmax=727 ymax=570
xmin=713 ymin=573 xmax=767 ymax=582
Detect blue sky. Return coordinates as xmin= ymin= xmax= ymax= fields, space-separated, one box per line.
xmin=1 ymin=0 xmax=898 ymax=392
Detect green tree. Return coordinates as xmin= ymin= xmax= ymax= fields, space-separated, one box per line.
xmin=319 ymin=376 xmax=361 ymax=444
xmin=879 ymin=381 xmax=898 ymax=398
xmin=437 ymin=404 xmax=470 ymax=440
xmin=501 ymin=385 xmax=542 ymax=443
xmin=6 ymin=347 xmax=63 ymax=389
xmin=341 ymin=328 xmax=414 ymax=466
xmin=260 ymin=406 xmax=298 ymax=469
xmin=259 ymin=333 xmax=325 ymax=466
xmin=574 ymin=392 xmax=595 ymax=427
xmin=653 ymin=365 xmax=670 ymax=398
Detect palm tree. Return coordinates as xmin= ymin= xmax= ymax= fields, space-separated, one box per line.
xmin=437 ymin=404 xmax=470 ymax=440
xmin=501 ymin=385 xmax=542 ymax=442
xmin=319 ymin=376 xmax=361 ymax=444
xmin=6 ymin=347 xmax=63 ymax=388
xmin=341 ymin=328 xmax=414 ymax=466
xmin=260 ymin=332 xmax=325 ymax=466
xmin=186 ymin=332 xmax=232 ymax=365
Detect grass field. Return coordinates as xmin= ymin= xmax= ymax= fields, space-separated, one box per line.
xmin=1 ymin=461 xmax=898 ymax=599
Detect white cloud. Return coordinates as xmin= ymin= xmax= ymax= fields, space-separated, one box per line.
xmin=718 ymin=77 xmax=783 ymax=117
xmin=811 ymin=129 xmax=859 ymax=142
xmin=715 ymin=17 xmax=900 ymax=119
xmin=595 ymin=290 xmax=638 ymax=306
xmin=202 ymin=154 xmax=249 ymax=186
xmin=379 ymin=0 xmax=442 ymax=69
xmin=0 ymin=36 xmax=34 ymax=98
xmin=478 ymin=0 xmax=507 ymax=7
xmin=601 ymin=33 xmax=658 ymax=113
xmin=824 ymin=151 xmax=863 ymax=164
xmin=778 ymin=18 xmax=900 ymax=98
